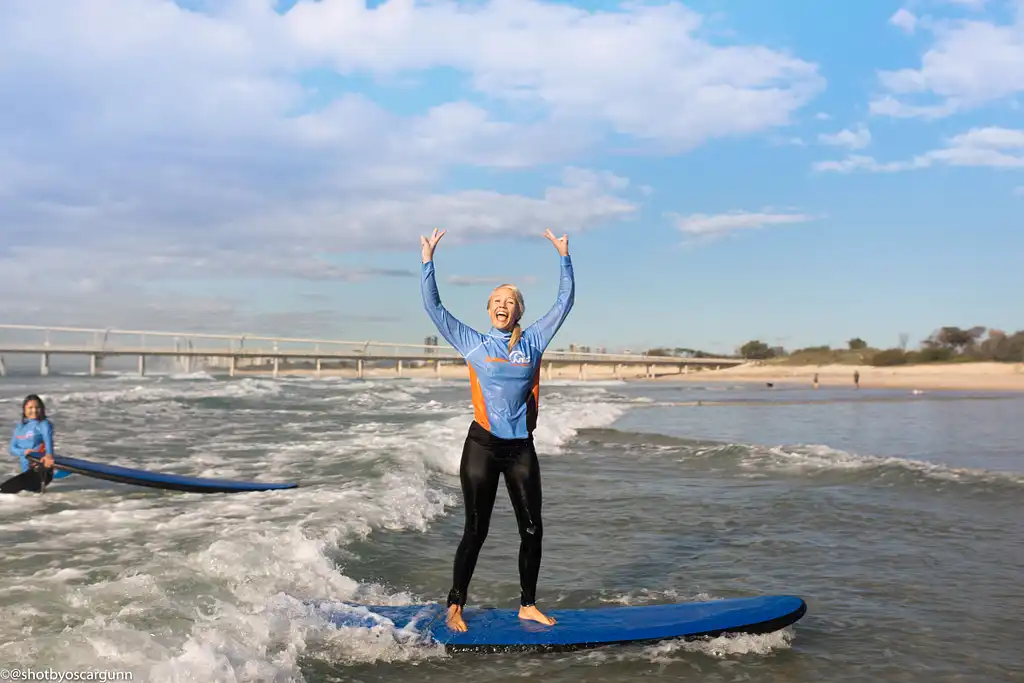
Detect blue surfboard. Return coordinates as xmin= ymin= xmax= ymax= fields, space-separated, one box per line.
xmin=314 ymin=595 xmax=807 ymax=652
xmin=29 ymin=454 xmax=298 ymax=494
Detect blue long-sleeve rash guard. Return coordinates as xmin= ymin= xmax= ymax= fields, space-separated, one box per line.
xmin=9 ymin=418 xmax=72 ymax=479
xmin=422 ymin=254 xmax=575 ymax=440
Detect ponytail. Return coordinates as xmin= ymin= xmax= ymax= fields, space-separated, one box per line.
xmin=508 ymin=324 xmax=522 ymax=353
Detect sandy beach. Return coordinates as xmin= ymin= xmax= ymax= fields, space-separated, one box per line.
xmin=659 ymin=360 xmax=1024 ymax=392
xmin=235 ymin=360 xmax=1024 ymax=392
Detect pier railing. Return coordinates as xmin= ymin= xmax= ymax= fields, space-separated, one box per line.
xmin=0 ymin=323 xmax=745 ymax=378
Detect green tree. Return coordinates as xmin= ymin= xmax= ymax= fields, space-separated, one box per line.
xmin=847 ymin=337 xmax=868 ymax=350
xmin=977 ymin=330 xmax=1024 ymax=362
xmin=871 ymin=348 xmax=908 ymax=366
xmin=740 ymin=340 xmax=775 ymax=360
xmin=932 ymin=326 xmax=986 ymax=353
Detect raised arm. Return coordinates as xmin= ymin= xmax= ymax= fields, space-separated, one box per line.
xmin=525 ymin=231 xmax=575 ymax=352
xmin=420 ymin=229 xmax=485 ymax=358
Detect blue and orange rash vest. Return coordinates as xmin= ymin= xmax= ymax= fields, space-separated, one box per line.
xmin=9 ymin=418 xmax=72 ymax=479
xmin=421 ymin=255 xmax=575 ymax=440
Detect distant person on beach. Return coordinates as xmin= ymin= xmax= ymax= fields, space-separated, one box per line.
xmin=420 ymin=226 xmax=574 ymax=633
xmin=813 ymin=373 xmax=819 ymax=389
xmin=853 ymin=370 xmax=860 ymax=389
xmin=3 ymin=395 xmax=72 ymax=494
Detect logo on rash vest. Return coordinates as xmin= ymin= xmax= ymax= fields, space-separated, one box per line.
xmin=508 ymin=349 xmax=531 ymax=365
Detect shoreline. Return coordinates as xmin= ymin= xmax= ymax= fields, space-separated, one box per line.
xmin=656 ymin=361 xmax=1024 ymax=393
xmin=230 ymin=360 xmax=1024 ymax=393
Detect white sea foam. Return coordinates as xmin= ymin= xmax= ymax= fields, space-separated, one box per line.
xmin=0 ymin=374 xmax=629 ymax=680
xmin=39 ymin=377 xmax=283 ymax=405
xmin=747 ymin=443 xmax=1024 ymax=487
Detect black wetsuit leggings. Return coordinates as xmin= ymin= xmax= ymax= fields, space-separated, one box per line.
xmin=0 ymin=466 xmax=53 ymax=494
xmin=447 ymin=421 xmax=544 ymax=608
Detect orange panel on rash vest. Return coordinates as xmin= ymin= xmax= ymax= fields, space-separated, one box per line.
xmin=421 ymin=255 xmax=575 ymax=440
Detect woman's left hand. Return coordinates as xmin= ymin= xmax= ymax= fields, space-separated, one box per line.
xmin=40 ymin=454 xmax=54 ymax=468
xmin=544 ymin=229 xmax=569 ymax=256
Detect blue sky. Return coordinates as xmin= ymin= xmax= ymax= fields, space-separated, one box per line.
xmin=0 ymin=0 xmax=1021 ymax=355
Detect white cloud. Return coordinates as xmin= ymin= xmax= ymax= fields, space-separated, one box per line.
xmin=813 ymin=126 xmax=1024 ymax=172
xmin=0 ymin=0 xmax=825 ymax=327
xmin=818 ymin=124 xmax=872 ymax=150
xmin=0 ymin=0 xmax=824 ymax=152
xmin=282 ymin=0 xmax=824 ymax=148
xmin=889 ymin=8 xmax=918 ymax=34
xmin=871 ymin=4 xmax=1024 ymax=118
xmin=0 ymin=167 xmax=637 ymax=292
xmin=0 ymin=282 xmax=397 ymax=338
xmin=815 ymin=112 xmax=832 ymax=121
xmin=668 ymin=209 xmax=818 ymax=243
xmin=812 ymin=155 xmax=909 ymax=173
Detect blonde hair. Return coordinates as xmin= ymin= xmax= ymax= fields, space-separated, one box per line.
xmin=489 ymin=284 xmax=525 ymax=352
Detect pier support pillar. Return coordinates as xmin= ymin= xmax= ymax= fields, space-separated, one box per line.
xmin=315 ymin=358 xmax=322 ymax=379
xmin=0 ymin=355 xmax=5 ymax=377
xmin=273 ymin=357 xmax=280 ymax=378
xmin=90 ymin=354 xmax=100 ymax=376
xmin=683 ymin=365 xmax=689 ymax=374
xmin=357 ymin=359 xmax=364 ymax=379
xmin=614 ymin=363 xmax=622 ymax=380
xmin=138 ymin=355 xmax=146 ymax=376
xmin=578 ymin=363 xmax=586 ymax=380
xmin=434 ymin=360 xmax=441 ymax=378
xmin=229 ymin=356 xmax=237 ymax=377
xmin=544 ymin=363 xmax=551 ymax=381
xmin=41 ymin=353 xmax=50 ymax=376
xmin=646 ymin=364 xmax=652 ymax=378
xmin=396 ymin=359 xmax=403 ymax=377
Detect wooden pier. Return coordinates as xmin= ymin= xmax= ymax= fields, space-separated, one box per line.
xmin=0 ymin=324 xmax=744 ymax=380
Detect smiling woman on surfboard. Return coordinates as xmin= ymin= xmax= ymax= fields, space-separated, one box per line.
xmin=3 ymin=394 xmax=72 ymax=494
xmin=420 ymin=227 xmax=574 ymax=633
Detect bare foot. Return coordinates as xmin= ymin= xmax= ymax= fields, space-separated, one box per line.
xmin=518 ymin=604 xmax=556 ymax=626
xmin=446 ymin=604 xmax=467 ymax=632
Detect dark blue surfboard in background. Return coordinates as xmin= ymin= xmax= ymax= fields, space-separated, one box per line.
xmin=29 ymin=454 xmax=298 ymax=494
xmin=314 ymin=595 xmax=807 ymax=652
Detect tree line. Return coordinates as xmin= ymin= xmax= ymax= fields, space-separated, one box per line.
xmin=723 ymin=327 xmax=1024 ymax=365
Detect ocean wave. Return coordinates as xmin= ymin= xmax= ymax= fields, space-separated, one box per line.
xmin=578 ymin=427 xmax=1024 ymax=490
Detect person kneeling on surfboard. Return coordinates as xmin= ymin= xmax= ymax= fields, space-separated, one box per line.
xmin=420 ymin=227 xmax=574 ymax=633
xmin=3 ymin=395 xmax=72 ymax=494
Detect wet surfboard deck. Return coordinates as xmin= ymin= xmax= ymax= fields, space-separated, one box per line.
xmin=314 ymin=595 xmax=807 ymax=652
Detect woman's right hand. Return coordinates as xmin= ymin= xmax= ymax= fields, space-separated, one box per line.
xmin=420 ymin=228 xmax=446 ymax=263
